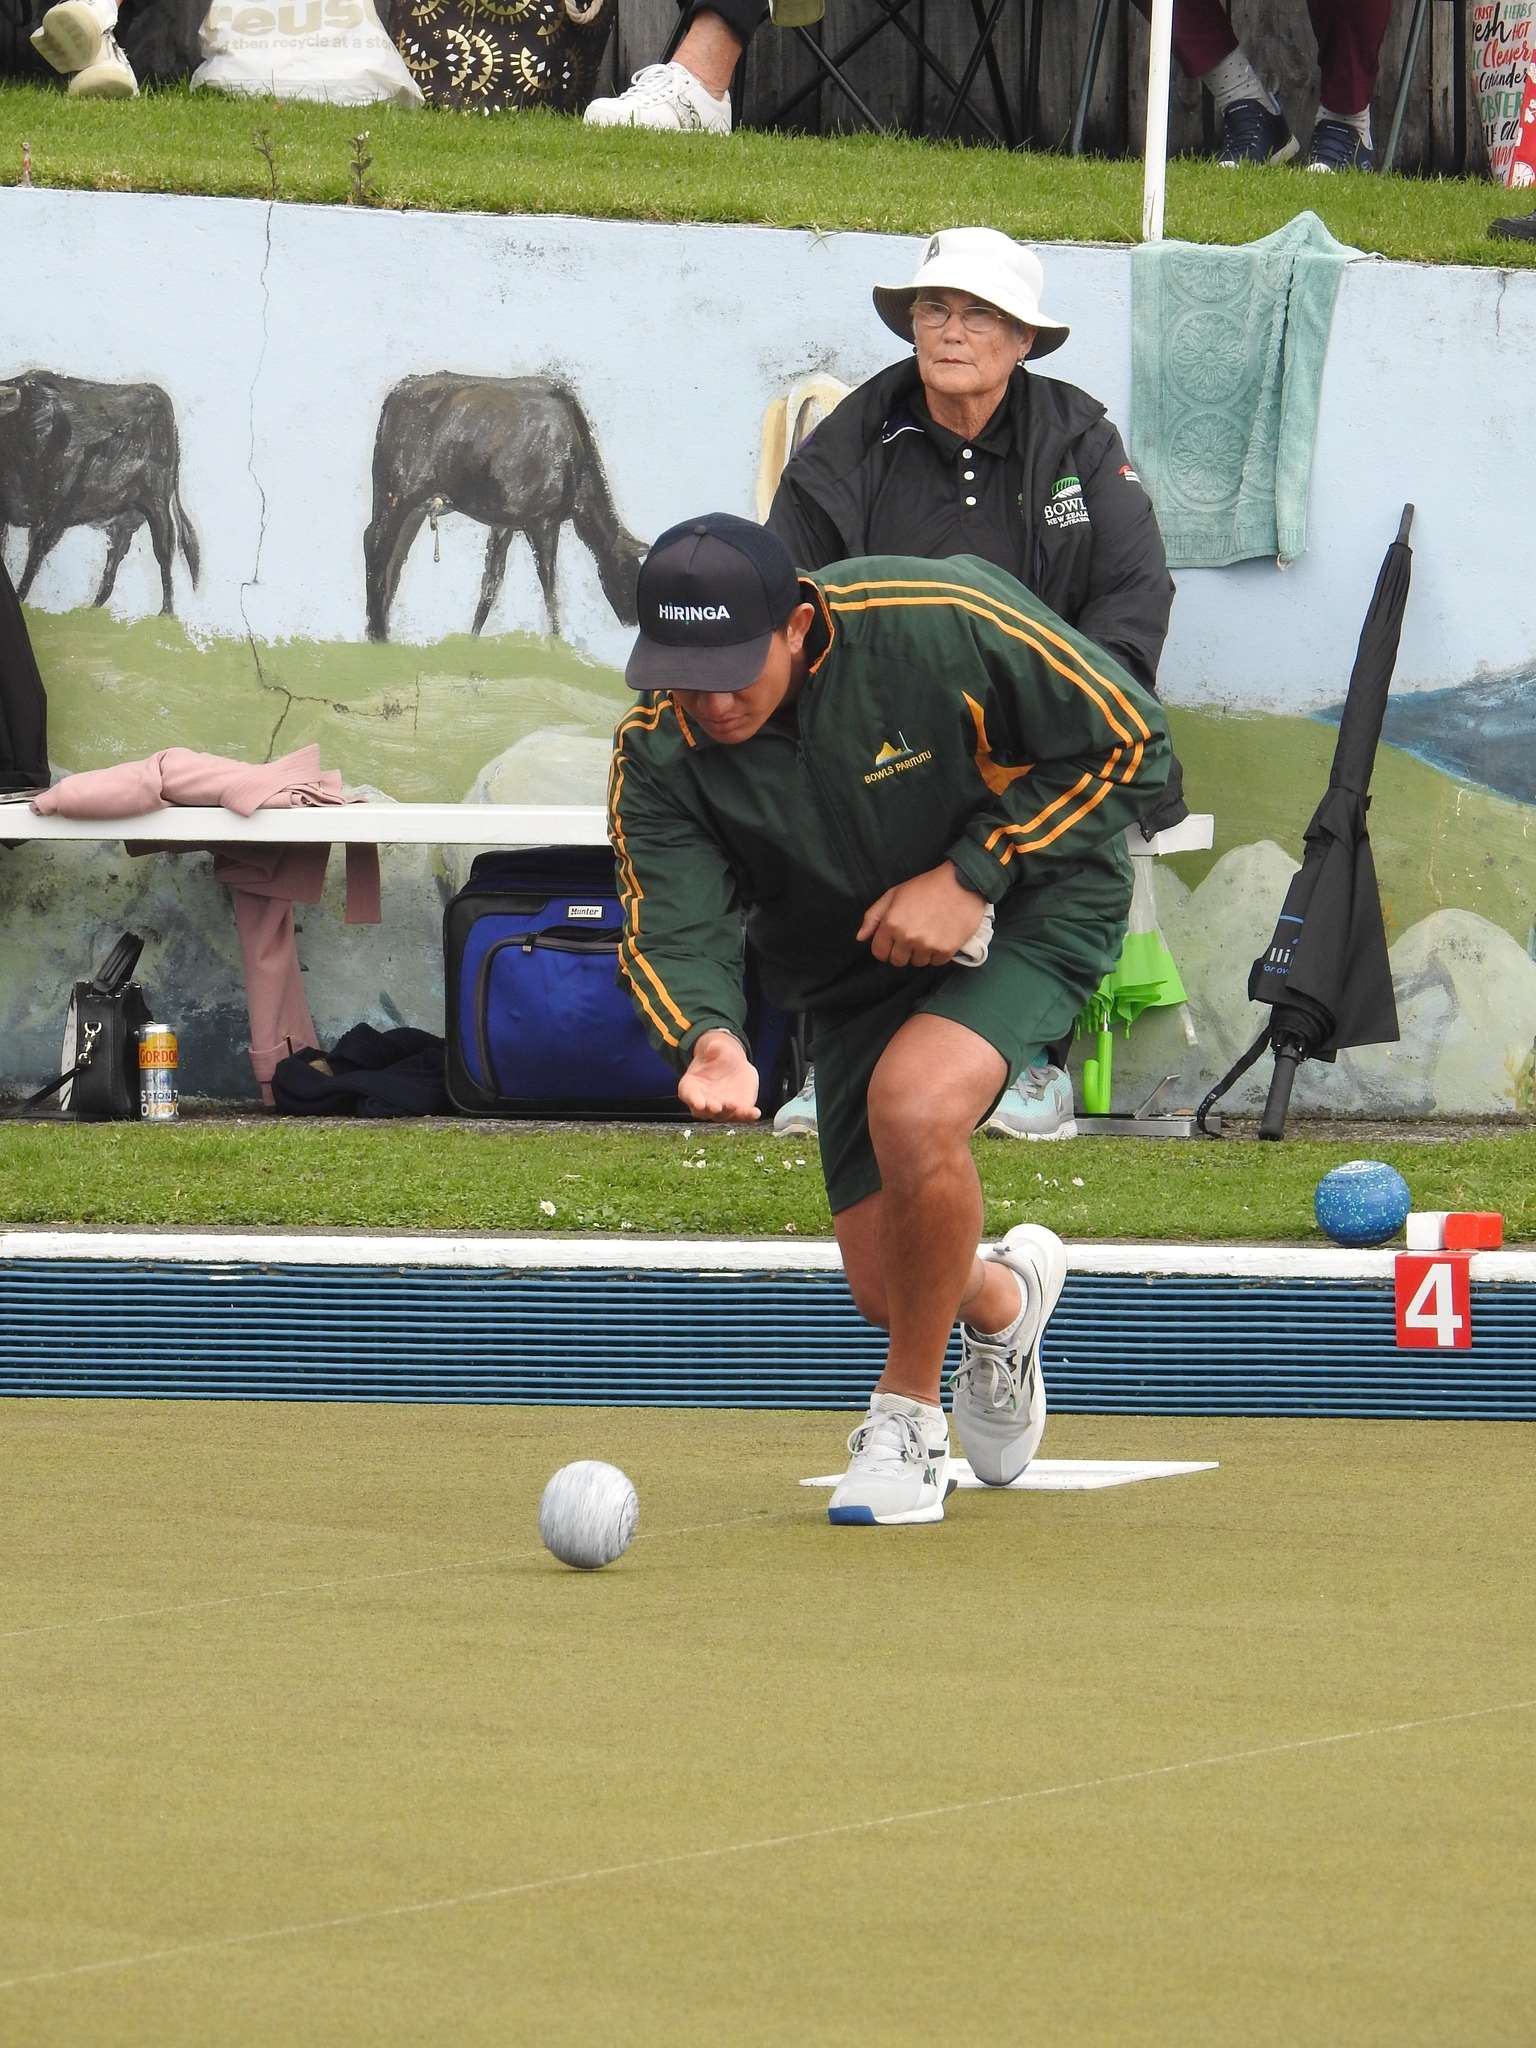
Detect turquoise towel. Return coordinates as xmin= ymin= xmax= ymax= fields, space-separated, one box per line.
xmin=1130 ymin=212 xmax=1364 ymax=569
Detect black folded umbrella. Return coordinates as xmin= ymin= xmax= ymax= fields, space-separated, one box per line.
xmin=1198 ymin=506 xmax=1413 ymax=1140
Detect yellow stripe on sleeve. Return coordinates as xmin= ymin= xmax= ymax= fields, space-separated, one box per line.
xmin=607 ymin=699 xmax=693 ymax=1046
xmin=827 ymin=590 xmax=1142 ymax=753
xmin=822 ymin=574 xmax=1153 ymax=747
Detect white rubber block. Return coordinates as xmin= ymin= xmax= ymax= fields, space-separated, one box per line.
xmin=1406 ymin=1211 xmax=1449 ymax=1250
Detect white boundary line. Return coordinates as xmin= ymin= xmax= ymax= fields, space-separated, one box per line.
xmin=1 ymin=1695 xmax=1529 ymax=1995
xmin=2 ymin=1229 xmax=1532 ymax=1283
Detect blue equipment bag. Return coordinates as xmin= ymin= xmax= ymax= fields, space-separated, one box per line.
xmin=443 ymin=847 xmax=796 ymax=1119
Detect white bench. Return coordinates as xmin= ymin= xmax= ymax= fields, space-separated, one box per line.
xmin=1 ymin=799 xmax=1212 ymax=858
xmin=5 ymin=797 xmax=1214 ymax=1122
xmin=0 ymin=801 xmax=612 ymax=847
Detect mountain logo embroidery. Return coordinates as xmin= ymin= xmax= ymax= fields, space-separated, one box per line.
xmin=864 ymin=730 xmax=933 ymax=786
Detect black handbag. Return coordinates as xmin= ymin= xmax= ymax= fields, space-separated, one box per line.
xmin=8 ymin=933 xmax=152 ymax=1120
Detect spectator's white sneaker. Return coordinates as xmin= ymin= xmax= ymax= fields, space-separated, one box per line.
xmin=827 ymin=1393 xmax=951 ymax=1526
xmin=983 ymin=1063 xmax=1076 ymax=1140
xmin=951 ymin=1224 xmax=1066 ymax=1486
xmin=772 ymin=1066 xmax=817 ymax=1138
xmin=30 ymin=0 xmax=115 ymax=72
xmin=583 ymin=62 xmax=732 ymax=134
xmin=69 ymin=29 xmax=137 ymax=94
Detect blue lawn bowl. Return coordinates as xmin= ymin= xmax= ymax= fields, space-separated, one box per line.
xmin=1313 ymin=1160 xmax=1413 ymax=1248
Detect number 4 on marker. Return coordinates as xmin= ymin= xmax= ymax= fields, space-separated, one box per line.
xmin=1394 ymin=1252 xmax=1473 ymax=1350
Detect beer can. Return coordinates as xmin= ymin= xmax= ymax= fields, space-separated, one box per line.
xmin=139 ymin=1023 xmax=179 ymax=1122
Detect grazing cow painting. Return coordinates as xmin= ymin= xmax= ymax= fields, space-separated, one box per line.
xmin=0 ymin=371 xmax=200 ymax=615
xmin=363 ymin=373 xmax=646 ymax=643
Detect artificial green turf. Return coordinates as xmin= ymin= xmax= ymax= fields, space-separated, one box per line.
xmin=4 ymin=84 xmax=1534 ymax=266
xmin=2 ymin=1119 xmax=1532 ymax=1241
xmin=2 ymin=1400 xmax=1532 ymax=2046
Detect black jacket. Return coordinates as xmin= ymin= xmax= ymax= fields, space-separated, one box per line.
xmin=767 ymin=359 xmax=1175 ymax=692
xmin=766 ymin=360 xmax=1187 ymax=832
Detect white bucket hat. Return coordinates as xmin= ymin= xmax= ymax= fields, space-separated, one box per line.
xmin=872 ymin=227 xmax=1069 ymax=360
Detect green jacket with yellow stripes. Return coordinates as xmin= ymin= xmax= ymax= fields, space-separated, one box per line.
xmin=607 ymin=553 xmax=1172 ymax=1070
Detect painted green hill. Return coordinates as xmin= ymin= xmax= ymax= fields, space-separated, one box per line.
xmin=1166 ymin=705 xmax=1536 ymax=950
xmin=23 ymin=607 xmax=1536 ymax=948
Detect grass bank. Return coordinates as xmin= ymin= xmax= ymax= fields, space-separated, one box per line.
xmin=2 ymin=1119 xmax=1531 ymax=1241
xmin=3 ymin=85 xmax=1533 ymax=265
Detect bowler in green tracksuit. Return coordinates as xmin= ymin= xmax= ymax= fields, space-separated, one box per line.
xmin=609 ymin=513 xmax=1171 ymax=1525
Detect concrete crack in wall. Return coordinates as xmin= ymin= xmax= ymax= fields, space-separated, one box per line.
xmin=239 ymin=184 xmax=289 ymax=761
xmin=232 ymin=192 xmax=424 ymax=780
xmin=234 ymin=193 xmax=390 ymax=768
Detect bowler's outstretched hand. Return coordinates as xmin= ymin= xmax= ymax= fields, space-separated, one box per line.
xmin=679 ymin=1029 xmax=761 ymax=1121
xmin=858 ymin=863 xmax=989 ymax=969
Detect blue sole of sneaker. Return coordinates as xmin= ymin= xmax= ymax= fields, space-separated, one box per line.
xmin=826 ymin=1480 xmax=954 ymax=1525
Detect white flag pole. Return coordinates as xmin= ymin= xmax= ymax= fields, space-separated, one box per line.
xmin=1141 ymin=0 xmax=1175 ymax=242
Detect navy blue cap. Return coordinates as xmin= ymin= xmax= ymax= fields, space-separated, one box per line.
xmin=626 ymin=513 xmax=801 ymax=694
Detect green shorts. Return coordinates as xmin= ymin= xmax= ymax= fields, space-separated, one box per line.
xmin=811 ymin=892 xmax=1128 ymax=1214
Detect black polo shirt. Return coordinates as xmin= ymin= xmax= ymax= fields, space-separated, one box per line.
xmin=860 ymin=386 xmax=1025 ymax=578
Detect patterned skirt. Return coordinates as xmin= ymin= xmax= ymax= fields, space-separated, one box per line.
xmin=394 ymin=0 xmax=614 ymax=112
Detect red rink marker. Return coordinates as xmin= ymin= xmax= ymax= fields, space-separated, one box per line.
xmin=1444 ymin=1212 xmax=1503 ymax=1251
xmin=1395 ymin=1251 xmax=1473 ymax=1350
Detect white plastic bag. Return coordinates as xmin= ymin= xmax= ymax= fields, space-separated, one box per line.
xmin=192 ymin=0 xmax=424 ymax=106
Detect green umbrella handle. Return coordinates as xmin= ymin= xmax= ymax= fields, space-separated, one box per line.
xmin=1080 ymin=1028 xmax=1114 ymax=1115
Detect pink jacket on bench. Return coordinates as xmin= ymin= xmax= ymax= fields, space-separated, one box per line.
xmin=32 ymin=745 xmax=382 ymax=1102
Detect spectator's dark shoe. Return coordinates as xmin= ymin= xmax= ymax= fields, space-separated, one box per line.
xmin=1216 ymin=99 xmax=1298 ymax=167
xmin=1489 ymin=207 xmax=1536 ymax=242
xmin=1307 ymin=119 xmax=1376 ymax=173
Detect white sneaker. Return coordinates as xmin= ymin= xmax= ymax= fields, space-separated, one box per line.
xmin=583 ymin=61 xmax=732 ymax=134
xmin=69 ymin=29 xmax=137 ymax=95
xmin=951 ymin=1224 xmax=1066 ymax=1486
xmin=984 ymin=1063 xmax=1076 ymax=1141
xmin=827 ymin=1392 xmax=951 ymax=1526
xmin=772 ymin=1066 xmax=816 ymax=1138
xmin=29 ymin=0 xmax=115 ymax=72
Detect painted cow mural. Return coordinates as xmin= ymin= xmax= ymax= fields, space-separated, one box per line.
xmin=0 ymin=371 xmax=200 ymax=614
xmin=363 ymin=373 xmax=646 ymax=642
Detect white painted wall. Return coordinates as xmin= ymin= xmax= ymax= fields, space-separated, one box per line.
xmin=5 ymin=187 xmax=1533 ymax=709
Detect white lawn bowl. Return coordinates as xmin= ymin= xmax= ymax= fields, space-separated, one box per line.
xmin=539 ymin=1460 xmax=639 ymax=1570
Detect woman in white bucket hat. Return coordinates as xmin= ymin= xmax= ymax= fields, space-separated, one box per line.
xmin=765 ymin=224 xmax=1184 ymax=1143
xmin=769 ymin=227 xmax=1171 ymax=693
xmin=869 ymin=225 xmax=1072 ymax=360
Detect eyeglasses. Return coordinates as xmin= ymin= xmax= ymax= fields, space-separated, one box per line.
xmin=911 ymin=297 xmax=1010 ymax=335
